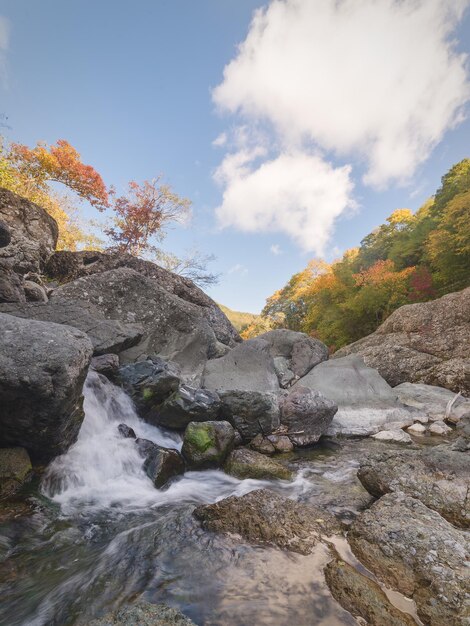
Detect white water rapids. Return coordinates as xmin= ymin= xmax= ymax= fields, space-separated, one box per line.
xmin=41 ymin=371 xmax=312 ymax=513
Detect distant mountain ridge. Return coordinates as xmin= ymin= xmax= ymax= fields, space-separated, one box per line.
xmin=218 ymin=303 xmax=259 ymax=332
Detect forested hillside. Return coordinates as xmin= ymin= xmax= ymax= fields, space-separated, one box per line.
xmin=242 ymin=159 xmax=470 ymax=349
xmin=218 ymin=304 xmax=259 ymax=332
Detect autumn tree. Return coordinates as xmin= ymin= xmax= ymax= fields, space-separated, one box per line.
xmin=105 ymin=178 xmax=191 ymax=256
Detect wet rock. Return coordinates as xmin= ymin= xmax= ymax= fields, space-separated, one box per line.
xmin=335 ymin=287 xmax=470 ymax=394
xmin=0 ymin=448 xmax=32 ymax=499
xmin=218 ymin=389 xmax=280 ymax=442
xmin=349 ymin=492 xmax=469 ymax=626
xmin=224 ymin=448 xmax=292 ymax=481
xmin=266 ymin=434 xmax=294 ymax=453
xmin=250 ymin=432 xmax=276 ymax=455
xmin=324 ymin=558 xmax=416 ymax=626
xmin=371 ymin=429 xmax=412 ymax=445
xmin=0 ymin=188 xmax=58 ymax=274
xmin=91 ymin=353 xmax=120 ymax=379
xmin=295 ymin=355 xmax=413 ymax=436
xmin=181 ymin=420 xmax=235 ymax=469
xmin=406 ymin=422 xmax=426 ymax=435
xmin=0 ymin=313 xmax=93 ymax=462
xmin=87 ymin=602 xmax=196 ymax=625
xmin=357 ymin=447 xmax=470 ymax=528
xmin=202 ymin=338 xmax=280 ymax=393
xmin=23 ymin=280 xmax=48 ymax=302
xmin=117 ymin=423 xmax=136 ymax=439
xmin=136 ymin=438 xmax=185 ymax=488
xmin=280 ymin=386 xmax=338 ymax=447
xmin=257 ymin=328 xmax=329 ymax=385
xmin=156 ymin=385 xmax=221 ymax=429
xmin=117 ymin=357 xmax=181 ymax=424
xmin=194 ymin=489 xmax=341 ymax=554
xmin=429 ymin=420 xmax=452 ymax=436
xmin=0 ymin=219 xmax=11 ymax=248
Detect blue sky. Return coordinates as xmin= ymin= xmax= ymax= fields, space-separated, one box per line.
xmin=0 ymin=0 xmax=469 ymax=313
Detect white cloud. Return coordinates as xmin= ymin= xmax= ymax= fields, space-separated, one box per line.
xmin=212 ymin=132 xmax=227 ymax=147
xmin=227 ymin=263 xmax=248 ymax=275
xmin=0 ymin=16 xmax=10 ymax=88
xmin=214 ymin=0 xmax=470 ymax=188
xmin=215 ymin=151 xmax=355 ymax=254
xmin=270 ymin=243 xmax=282 ymax=255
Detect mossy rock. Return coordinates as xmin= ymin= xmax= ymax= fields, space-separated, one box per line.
xmin=224 ymin=447 xmax=293 ymax=481
xmin=182 ymin=421 xmax=235 ymax=469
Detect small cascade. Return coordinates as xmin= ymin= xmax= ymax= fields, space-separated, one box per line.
xmin=41 ymin=370 xmax=311 ymax=513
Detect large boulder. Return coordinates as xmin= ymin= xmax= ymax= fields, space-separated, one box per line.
xmin=0 ymin=447 xmax=32 ymax=499
xmin=87 ymin=602 xmax=196 ymax=626
xmin=357 ymin=446 xmax=470 ymax=528
xmin=256 ymin=329 xmax=329 ymax=386
xmin=0 ymin=265 xmax=25 ymax=303
xmin=156 ymin=385 xmax=221 ymax=429
xmin=224 ymin=448 xmax=292 ymax=481
xmin=335 ymin=287 xmax=470 ymax=395
xmin=0 ymin=188 xmax=58 ymax=274
xmin=193 ymin=489 xmax=342 ymax=554
xmin=46 ymin=250 xmax=240 ymax=348
xmin=279 ymin=386 xmax=337 ymax=447
xmin=0 ymin=313 xmax=93 ymax=462
xmin=48 ymin=267 xmax=233 ymax=375
xmin=202 ymin=338 xmax=279 ymax=393
xmin=181 ymin=420 xmax=235 ymax=469
xmin=0 ymin=299 xmax=143 ymax=355
xmin=349 ymin=492 xmax=469 ymax=626
xmin=218 ymin=389 xmax=280 ymax=442
xmin=394 ymin=382 xmax=470 ymax=423
xmin=295 ymin=355 xmax=413 ymax=436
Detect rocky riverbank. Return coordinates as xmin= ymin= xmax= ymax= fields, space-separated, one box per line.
xmin=0 ymin=187 xmax=469 ymax=625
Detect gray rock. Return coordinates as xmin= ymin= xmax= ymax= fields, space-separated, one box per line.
xmin=279 ymin=385 xmax=337 ymax=447
xmin=224 ymin=448 xmax=292 ymax=481
xmin=136 ymin=438 xmax=185 ymax=488
xmin=453 ymin=414 xmax=470 ymax=451
xmin=394 ymin=382 xmax=470 ymax=423
xmin=0 ymin=265 xmax=25 ymax=303
xmin=357 ymin=446 xmax=470 ymax=528
xmin=116 ymin=357 xmax=181 ymax=424
xmin=0 ymin=313 xmax=93 ymax=462
xmin=218 ymin=389 xmax=280 ymax=442
xmin=87 ymin=602 xmax=196 ymax=625
xmin=266 ymin=434 xmax=294 ymax=453
xmin=202 ymin=338 xmax=279 ymax=393
xmin=371 ymin=429 xmax=412 ymax=445
xmin=349 ymin=492 xmax=469 ymax=626
xmin=23 ymin=279 xmax=48 ymax=302
xmin=0 ymin=218 xmax=11 ymax=248
xmin=250 ymin=433 xmax=276 ymax=455
xmin=429 ymin=420 xmax=452 ymax=436
xmin=181 ymin=420 xmax=235 ymax=469
xmin=258 ymin=328 xmax=329 ymax=382
xmin=296 ymin=355 xmax=414 ymax=436
xmin=46 ymin=249 xmax=240 ymax=349
xmin=156 ymin=385 xmax=221 ymax=429
xmin=273 ymin=356 xmax=296 ymax=388
xmin=335 ymin=287 xmax=470 ymax=394
xmin=117 ymin=423 xmax=136 ymax=439
xmin=0 ymin=447 xmax=32 ymax=499
xmin=50 ymin=267 xmax=229 ymax=376
xmin=0 ymin=187 xmax=58 ymax=274
xmin=91 ymin=353 xmax=120 ymax=378
xmin=325 ymin=558 xmax=417 ymax=626
xmin=0 ymin=299 xmax=143 ymax=356
xmin=194 ymin=489 xmax=342 ymax=554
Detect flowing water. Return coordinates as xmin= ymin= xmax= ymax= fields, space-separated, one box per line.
xmin=0 ymin=372 xmax=418 ymax=625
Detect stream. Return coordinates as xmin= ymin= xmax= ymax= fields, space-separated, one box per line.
xmin=0 ymin=372 xmax=419 ymax=626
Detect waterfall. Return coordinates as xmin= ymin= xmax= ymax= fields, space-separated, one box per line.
xmin=42 ymin=371 xmax=311 ymax=513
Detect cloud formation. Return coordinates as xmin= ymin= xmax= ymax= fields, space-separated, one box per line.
xmin=212 ymin=0 xmax=470 ymax=252
xmin=0 ymin=16 xmax=10 ymax=87
xmin=270 ymin=244 xmax=282 ymax=255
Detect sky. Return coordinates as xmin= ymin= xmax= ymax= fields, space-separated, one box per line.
xmin=0 ymin=0 xmax=469 ymax=313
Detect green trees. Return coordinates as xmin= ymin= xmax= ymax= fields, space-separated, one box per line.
xmin=244 ymin=158 xmax=470 ymax=348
